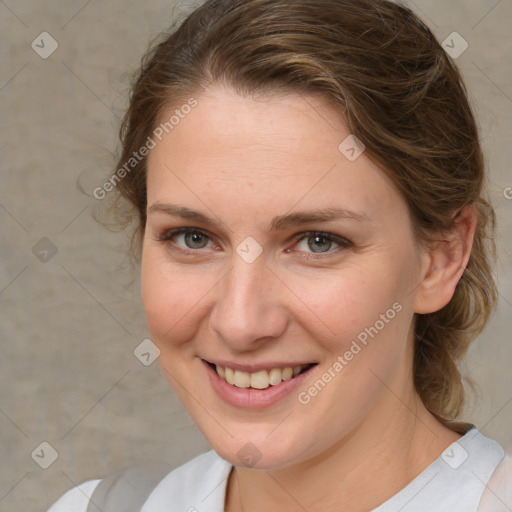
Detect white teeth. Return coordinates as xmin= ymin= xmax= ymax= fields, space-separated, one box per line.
xmin=268 ymin=368 xmax=282 ymax=386
xmin=234 ymin=370 xmax=251 ymax=388
xmin=225 ymin=367 xmax=235 ymax=385
xmin=214 ymin=364 xmax=307 ymax=389
xmin=250 ymin=370 xmax=270 ymax=389
xmin=282 ymin=367 xmax=293 ymax=381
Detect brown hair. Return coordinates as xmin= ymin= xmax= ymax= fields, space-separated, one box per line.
xmin=109 ymin=0 xmax=497 ymax=423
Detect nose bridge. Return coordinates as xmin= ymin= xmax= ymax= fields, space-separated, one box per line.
xmin=210 ymin=255 xmax=286 ymax=348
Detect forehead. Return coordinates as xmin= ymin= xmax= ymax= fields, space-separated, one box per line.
xmin=145 ymin=85 xmax=406 ymax=225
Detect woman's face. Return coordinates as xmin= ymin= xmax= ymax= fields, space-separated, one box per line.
xmin=142 ymin=85 xmax=429 ymax=469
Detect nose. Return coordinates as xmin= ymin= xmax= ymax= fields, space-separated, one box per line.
xmin=209 ymin=256 xmax=289 ymax=352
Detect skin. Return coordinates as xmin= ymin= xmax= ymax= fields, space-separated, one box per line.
xmin=141 ymin=84 xmax=476 ymax=511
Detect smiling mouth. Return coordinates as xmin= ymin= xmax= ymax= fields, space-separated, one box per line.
xmin=206 ymin=361 xmax=317 ymax=390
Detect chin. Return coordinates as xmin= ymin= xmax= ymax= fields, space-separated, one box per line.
xmin=196 ymin=422 xmax=313 ymax=470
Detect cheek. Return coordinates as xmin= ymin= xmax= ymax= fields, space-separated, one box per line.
xmin=292 ymin=266 xmax=412 ymax=435
xmin=291 ymin=262 xmax=405 ymax=352
xmin=140 ymin=248 xmax=214 ymax=351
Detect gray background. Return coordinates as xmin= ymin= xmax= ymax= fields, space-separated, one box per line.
xmin=0 ymin=1 xmax=511 ymax=510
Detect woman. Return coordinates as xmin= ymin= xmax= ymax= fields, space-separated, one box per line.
xmin=49 ymin=0 xmax=511 ymax=510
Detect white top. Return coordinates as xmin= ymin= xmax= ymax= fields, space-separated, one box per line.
xmin=48 ymin=427 xmax=512 ymax=511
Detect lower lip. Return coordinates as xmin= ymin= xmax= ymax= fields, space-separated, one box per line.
xmin=203 ymin=360 xmax=316 ymax=409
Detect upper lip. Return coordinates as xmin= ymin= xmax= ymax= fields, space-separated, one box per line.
xmin=202 ymin=358 xmax=317 ymax=373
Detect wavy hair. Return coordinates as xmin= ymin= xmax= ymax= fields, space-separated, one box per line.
xmin=108 ymin=0 xmax=498 ymax=423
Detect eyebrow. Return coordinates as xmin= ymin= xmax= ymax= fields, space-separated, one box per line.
xmin=148 ymin=203 xmax=369 ymax=231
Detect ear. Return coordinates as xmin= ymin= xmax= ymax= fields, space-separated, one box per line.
xmin=414 ymin=204 xmax=478 ymax=314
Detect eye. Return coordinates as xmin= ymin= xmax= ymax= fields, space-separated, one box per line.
xmin=155 ymin=227 xmax=351 ymax=259
xmin=298 ymin=234 xmax=334 ymax=253
xmin=157 ymin=228 xmax=214 ymax=251
xmin=293 ymin=231 xmax=351 ymax=256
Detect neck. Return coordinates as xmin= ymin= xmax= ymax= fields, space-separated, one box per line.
xmin=225 ymin=386 xmax=461 ymax=512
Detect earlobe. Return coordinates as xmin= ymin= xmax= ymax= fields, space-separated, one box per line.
xmin=414 ymin=205 xmax=478 ymax=314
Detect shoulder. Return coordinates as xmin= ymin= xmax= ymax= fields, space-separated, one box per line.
xmin=432 ymin=427 xmax=507 ymax=508
xmin=143 ymin=449 xmax=232 ymax=510
xmin=46 ymin=450 xmax=232 ymax=512
xmin=478 ymin=452 xmax=512 ymax=511
xmin=374 ymin=426 xmax=508 ymax=512
xmin=424 ymin=427 xmax=508 ymax=509
xmin=47 ymin=479 xmax=101 ymax=512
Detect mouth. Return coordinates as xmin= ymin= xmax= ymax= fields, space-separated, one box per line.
xmin=204 ymin=360 xmax=317 ymax=390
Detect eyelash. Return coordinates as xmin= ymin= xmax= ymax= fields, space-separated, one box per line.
xmin=155 ymin=227 xmax=352 ymax=260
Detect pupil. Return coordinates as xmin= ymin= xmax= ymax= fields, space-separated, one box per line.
xmin=186 ymin=232 xmax=207 ymax=248
xmin=308 ymin=236 xmax=331 ymax=253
